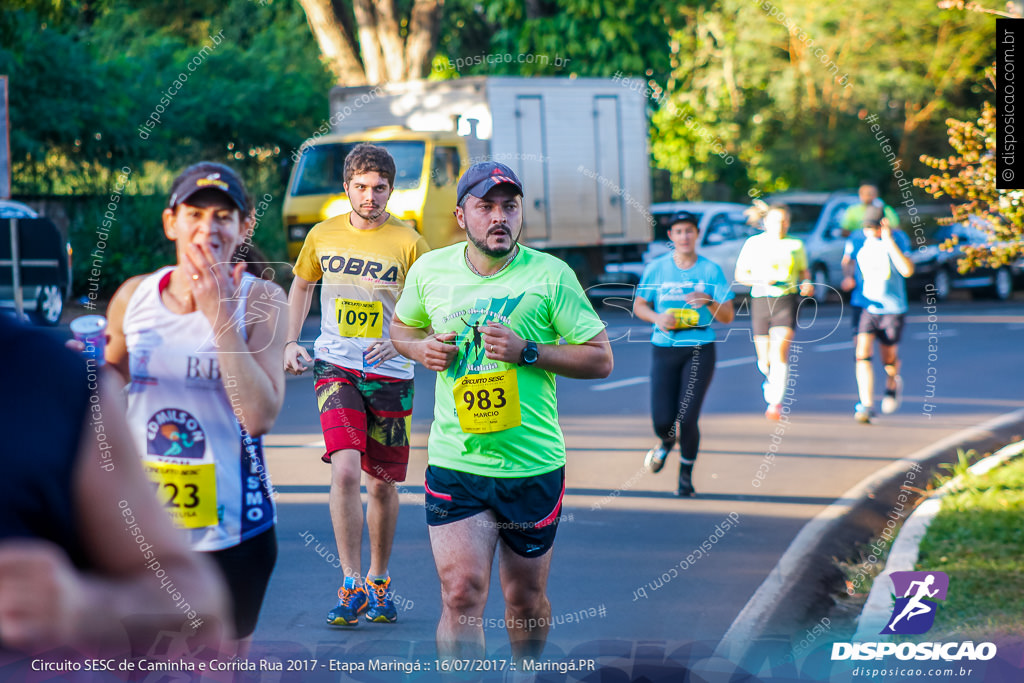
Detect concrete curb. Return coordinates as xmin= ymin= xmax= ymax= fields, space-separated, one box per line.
xmin=854 ymin=438 xmax=1024 ymax=639
xmin=714 ymin=408 xmax=1024 ymax=670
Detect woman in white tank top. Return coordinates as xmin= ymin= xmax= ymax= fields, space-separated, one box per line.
xmin=103 ymin=162 xmax=289 ymax=648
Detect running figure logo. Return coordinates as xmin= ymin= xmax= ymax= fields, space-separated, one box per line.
xmin=881 ymin=570 xmax=949 ymax=635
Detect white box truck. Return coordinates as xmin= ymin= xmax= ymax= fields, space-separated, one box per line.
xmin=284 ymin=76 xmax=652 ymax=284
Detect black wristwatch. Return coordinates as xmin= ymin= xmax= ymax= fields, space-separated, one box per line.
xmin=519 ymin=340 xmax=539 ymax=366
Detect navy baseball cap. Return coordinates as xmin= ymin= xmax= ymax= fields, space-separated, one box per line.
xmin=169 ymin=166 xmax=248 ymax=213
xmin=456 ymin=162 xmax=524 ymax=206
xmin=671 ymin=211 xmax=700 ymax=226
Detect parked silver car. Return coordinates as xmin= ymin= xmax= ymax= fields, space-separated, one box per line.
xmin=765 ymin=191 xmax=860 ymax=303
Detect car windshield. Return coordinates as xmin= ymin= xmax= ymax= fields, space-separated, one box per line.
xmin=291 ymin=141 xmax=426 ymax=196
xmin=782 ymin=203 xmax=824 ymax=236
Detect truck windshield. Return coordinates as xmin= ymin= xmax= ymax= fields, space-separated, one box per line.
xmin=290 ymin=141 xmax=426 ymax=196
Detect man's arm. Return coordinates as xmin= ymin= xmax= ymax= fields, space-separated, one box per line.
xmin=841 ymin=238 xmax=858 ymax=291
xmin=732 ymin=241 xmax=758 ymax=288
xmin=284 ymin=275 xmax=316 ymax=374
xmin=390 ymin=318 xmax=457 ymax=372
xmin=0 ymin=374 xmax=229 ymax=653
xmin=884 ymin=225 xmax=914 ymax=277
xmin=477 ymin=324 xmax=613 ymax=380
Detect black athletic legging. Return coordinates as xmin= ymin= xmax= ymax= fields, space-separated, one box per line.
xmin=650 ymin=342 xmax=717 ymax=464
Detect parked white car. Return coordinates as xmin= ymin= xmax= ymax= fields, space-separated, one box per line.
xmin=598 ymin=202 xmax=755 ymax=299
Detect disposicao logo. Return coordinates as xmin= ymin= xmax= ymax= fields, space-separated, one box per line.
xmin=882 ymin=570 xmax=948 ymax=635
xmin=832 ymin=569 xmax=997 ymax=663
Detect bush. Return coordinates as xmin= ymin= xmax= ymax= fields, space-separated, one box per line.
xmin=66 ymin=189 xmax=288 ymax=300
xmin=66 ymin=194 xmax=174 ymax=299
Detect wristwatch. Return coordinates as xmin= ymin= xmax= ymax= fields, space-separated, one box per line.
xmin=519 ymin=340 xmax=539 ymax=366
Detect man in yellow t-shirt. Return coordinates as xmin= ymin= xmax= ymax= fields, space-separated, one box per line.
xmin=284 ymin=143 xmax=430 ymax=627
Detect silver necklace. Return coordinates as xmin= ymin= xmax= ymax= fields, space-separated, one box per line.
xmin=465 ymin=244 xmax=518 ymax=278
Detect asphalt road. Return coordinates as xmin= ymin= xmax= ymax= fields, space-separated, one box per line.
xmin=242 ymin=295 xmax=1024 ymax=678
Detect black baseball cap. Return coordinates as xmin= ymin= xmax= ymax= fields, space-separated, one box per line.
xmin=862 ymin=205 xmax=884 ymax=227
xmin=169 ymin=166 xmax=248 ymax=213
xmin=456 ymin=162 xmax=524 ymax=206
xmin=671 ymin=211 xmax=700 ymax=226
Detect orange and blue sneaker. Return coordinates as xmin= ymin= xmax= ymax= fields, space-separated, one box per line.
xmin=327 ymin=581 xmax=369 ymax=626
xmin=364 ymin=577 xmax=398 ymax=623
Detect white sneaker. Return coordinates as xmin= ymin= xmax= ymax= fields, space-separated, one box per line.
xmin=881 ymin=376 xmax=903 ymax=415
xmin=644 ymin=445 xmax=670 ymax=473
xmin=854 ymin=402 xmax=874 ymax=424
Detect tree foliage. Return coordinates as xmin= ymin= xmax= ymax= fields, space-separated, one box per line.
xmin=1 ymin=0 xmax=333 ymax=195
xmin=435 ymin=0 xmax=676 ymax=80
xmin=648 ymin=0 xmax=994 ymax=200
xmin=915 ymin=78 xmax=1023 ymax=272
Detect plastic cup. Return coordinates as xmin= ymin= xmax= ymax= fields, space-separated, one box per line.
xmin=70 ymin=315 xmax=107 ymax=367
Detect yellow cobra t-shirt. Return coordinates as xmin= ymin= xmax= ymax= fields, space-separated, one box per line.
xmin=293 ymin=213 xmax=430 ymax=379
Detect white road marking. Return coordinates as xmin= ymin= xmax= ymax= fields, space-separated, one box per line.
xmin=812 ymin=341 xmax=855 ymax=352
xmin=591 ymin=355 xmax=756 ymax=391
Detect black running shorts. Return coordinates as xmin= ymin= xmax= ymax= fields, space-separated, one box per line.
xmin=205 ymin=527 xmax=277 ymax=638
xmin=424 ymin=465 xmax=565 ymax=558
xmin=857 ymin=312 xmax=906 ymax=346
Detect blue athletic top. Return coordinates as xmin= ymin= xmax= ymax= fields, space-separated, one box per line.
xmin=637 ymin=253 xmax=734 ymax=347
xmin=844 ymin=230 xmax=912 ymax=314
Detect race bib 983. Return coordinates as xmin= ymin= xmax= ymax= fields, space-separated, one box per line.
xmin=453 ymin=369 xmax=522 ymax=434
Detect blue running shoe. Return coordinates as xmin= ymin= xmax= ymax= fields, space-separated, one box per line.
xmin=364 ymin=577 xmax=398 ymax=623
xmin=327 ymin=583 xmax=369 ymax=626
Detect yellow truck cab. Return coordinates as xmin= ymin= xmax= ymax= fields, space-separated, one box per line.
xmin=283 ymin=126 xmax=467 ymax=260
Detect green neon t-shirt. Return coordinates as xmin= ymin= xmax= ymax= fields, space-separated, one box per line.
xmin=394 ymin=244 xmax=606 ymax=477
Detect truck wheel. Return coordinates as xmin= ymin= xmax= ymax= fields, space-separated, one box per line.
xmin=932 ymin=268 xmax=951 ymax=302
xmin=30 ymin=284 xmax=64 ymax=326
xmin=811 ymin=266 xmax=829 ymax=304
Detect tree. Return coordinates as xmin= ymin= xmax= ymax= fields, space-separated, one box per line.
xmin=436 ymin=0 xmax=675 ymax=80
xmin=1 ymin=0 xmax=333 ymax=194
xmin=297 ymin=0 xmax=443 ymax=85
xmin=915 ymin=93 xmax=1023 ymax=274
xmin=912 ymin=2 xmax=1023 ymax=272
xmin=650 ymin=0 xmax=994 ymax=200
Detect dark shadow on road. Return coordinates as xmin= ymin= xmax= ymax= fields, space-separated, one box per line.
xmin=275 ymin=484 xmax=847 ymax=507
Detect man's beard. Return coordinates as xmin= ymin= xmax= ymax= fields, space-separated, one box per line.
xmin=352 ymin=204 xmax=385 ymax=222
xmin=468 ymin=223 xmax=520 ymax=258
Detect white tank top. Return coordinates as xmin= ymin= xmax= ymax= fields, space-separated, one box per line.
xmin=123 ymin=266 xmax=276 ymax=551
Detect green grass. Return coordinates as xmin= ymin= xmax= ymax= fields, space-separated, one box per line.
xmin=917 ymin=454 xmax=1024 ymax=639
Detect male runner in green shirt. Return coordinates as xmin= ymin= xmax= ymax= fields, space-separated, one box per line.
xmin=391 ymin=162 xmax=613 ymax=662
